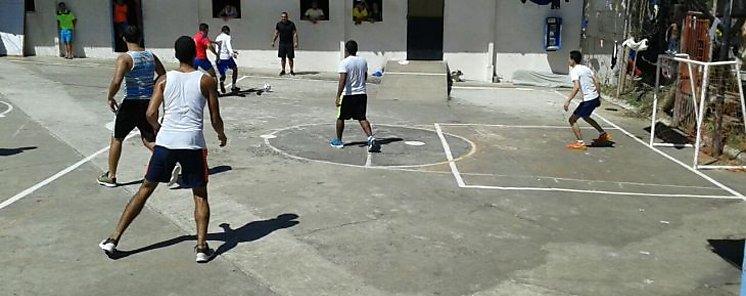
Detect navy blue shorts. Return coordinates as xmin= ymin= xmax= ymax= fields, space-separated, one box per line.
xmin=145 ymin=146 xmax=208 ymax=188
xmin=217 ymin=58 xmax=237 ymax=77
xmin=194 ymin=58 xmax=213 ymax=72
xmin=573 ymin=97 xmax=601 ymax=118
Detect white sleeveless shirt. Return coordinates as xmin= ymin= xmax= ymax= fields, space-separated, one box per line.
xmin=155 ymin=71 xmax=207 ymax=150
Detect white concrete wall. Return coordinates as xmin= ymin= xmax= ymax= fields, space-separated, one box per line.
xmin=21 ymin=0 xmax=584 ymax=82
xmin=495 ymin=1 xmax=584 ymax=81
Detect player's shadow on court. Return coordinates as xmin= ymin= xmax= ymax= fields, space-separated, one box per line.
xmin=106 ymin=213 xmax=300 ymax=260
xmin=0 ymin=146 xmax=37 ymax=156
xmin=644 ymin=123 xmax=691 ymax=149
xmin=708 ymin=239 xmax=744 ymax=270
xmin=344 ymin=137 xmax=404 ymax=148
xmin=218 ymin=88 xmax=270 ymax=98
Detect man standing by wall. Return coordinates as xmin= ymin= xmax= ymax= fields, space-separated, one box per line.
xmin=272 ymin=12 xmax=298 ymax=76
xmin=56 ymin=2 xmax=76 ymax=59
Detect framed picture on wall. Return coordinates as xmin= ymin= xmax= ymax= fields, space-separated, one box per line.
xmin=213 ymin=0 xmax=241 ymax=20
xmin=300 ymin=0 xmax=329 ymax=23
xmin=352 ymin=0 xmax=382 ymax=24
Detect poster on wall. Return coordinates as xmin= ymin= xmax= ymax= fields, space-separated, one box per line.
xmin=213 ymin=0 xmax=241 ymax=20
xmin=352 ymin=0 xmax=382 ymax=24
xmin=300 ymin=0 xmax=330 ymax=23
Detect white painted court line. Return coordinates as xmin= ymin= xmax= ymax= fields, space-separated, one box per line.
xmin=452 ymin=86 xmax=535 ymax=91
xmin=264 ymin=123 xmax=477 ymax=170
xmin=434 ymin=123 xmax=466 ymax=187
xmin=0 ymin=101 xmax=14 ymax=118
xmin=435 ymin=122 xmax=740 ymax=199
xmin=0 ymin=132 xmax=139 ymax=211
xmin=439 ymin=123 xmax=620 ymax=130
xmin=224 ymin=75 xmax=249 ymax=89
xmin=461 ymin=184 xmax=739 ymax=200
xmin=365 ymin=152 xmax=373 ymax=167
xmin=385 ymin=72 xmax=447 ymax=76
xmin=551 ymin=90 xmax=745 ymax=200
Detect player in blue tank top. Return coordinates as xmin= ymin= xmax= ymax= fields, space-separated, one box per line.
xmin=97 ymin=26 xmax=166 ymax=187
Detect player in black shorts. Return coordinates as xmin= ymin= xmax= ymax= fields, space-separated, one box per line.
xmin=272 ymin=11 xmax=298 ymax=76
xmin=97 ymin=26 xmax=166 ymax=187
xmin=330 ymin=40 xmax=379 ymax=152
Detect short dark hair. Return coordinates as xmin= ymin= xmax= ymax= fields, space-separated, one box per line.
xmin=58 ymin=2 xmax=66 ymax=7
xmin=221 ymin=25 xmax=230 ymax=33
xmin=345 ymin=40 xmax=358 ymax=55
xmin=175 ymin=36 xmax=196 ymax=65
xmin=281 ymin=11 xmax=288 ymax=17
xmin=570 ymin=50 xmax=583 ymax=64
xmin=123 ymin=26 xmax=141 ymax=43
xmin=199 ymin=23 xmax=209 ymax=32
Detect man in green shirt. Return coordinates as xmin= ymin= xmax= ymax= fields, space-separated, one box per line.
xmin=56 ymin=2 xmax=76 ymax=59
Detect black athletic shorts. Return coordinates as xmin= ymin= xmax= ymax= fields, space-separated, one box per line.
xmin=278 ymin=43 xmax=295 ymax=59
xmin=114 ymin=99 xmax=155 ymax=141
xmin=337 ymin=94 xmax=367 ymax=121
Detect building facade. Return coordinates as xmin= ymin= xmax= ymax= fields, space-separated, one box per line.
xmin=17 ymin=0 xmax=585 ymax=82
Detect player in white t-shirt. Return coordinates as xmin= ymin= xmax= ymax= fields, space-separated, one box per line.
xmin=330 ymin=40 xmax=380 ymax=152
xmin=215 ymin=25 xmax=239 ymax=94
xmin=563 ymin=50 xmax=611 ymax=150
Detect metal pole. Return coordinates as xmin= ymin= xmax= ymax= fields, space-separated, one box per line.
xmin=736 ymin=64 xmax=746 ymax=134
xmin=650 ymin=55 xmax=662 ymax=146
xmin=693 ymin=65 xmax=711 ymax=169
xmin=687 ymin=63 xmax=699 ymax=119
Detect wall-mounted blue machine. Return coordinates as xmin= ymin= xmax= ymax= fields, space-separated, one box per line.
xmin=544 ymin=17 xmax=562 ymax=51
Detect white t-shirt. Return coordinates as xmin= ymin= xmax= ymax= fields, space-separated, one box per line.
xmin=338 ymin=55 xmax=367 ymax=95
xmin=569 ymin=64 xmax=599 ymax=101
xmin=305 ymin=8 xmax=325 ymax=21
xmin=215 ymin=33 xmax=234 ymax=60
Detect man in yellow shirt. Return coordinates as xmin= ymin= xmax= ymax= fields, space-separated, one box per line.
xmin=353 ymin=1 xmax=368 ymax=25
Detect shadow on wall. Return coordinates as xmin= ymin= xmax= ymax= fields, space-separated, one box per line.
xmin=0 ymin=39 xmax=6 ymax=56
xmin=546 ymin=50 xmax=570 ymax=75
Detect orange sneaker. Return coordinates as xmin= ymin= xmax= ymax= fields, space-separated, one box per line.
xmin=566 ymin=142 xmax=587 ymax=150
xmin=593 ymin=132 xmax=612 ymax=144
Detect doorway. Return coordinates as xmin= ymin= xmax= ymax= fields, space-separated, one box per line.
xmin=111 ymin=0 xmax=144 ymax=52
xmin=406 ymin=0 xmax=443 ymax=60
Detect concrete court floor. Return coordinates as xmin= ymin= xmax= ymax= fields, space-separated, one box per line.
xmin=1 ymin=56 xmax=746 ymax=296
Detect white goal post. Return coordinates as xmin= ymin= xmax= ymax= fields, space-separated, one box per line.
xmin=649 ymin=54 xmax=746 ymax=170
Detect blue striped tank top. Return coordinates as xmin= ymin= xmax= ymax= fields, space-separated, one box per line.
xmin=124 ymin=50 xmax=155 ymax=100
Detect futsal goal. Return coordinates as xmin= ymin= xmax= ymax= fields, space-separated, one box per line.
xmin=649 ymin=54 xmax=746 ymax=170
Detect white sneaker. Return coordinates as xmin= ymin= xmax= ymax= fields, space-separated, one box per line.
xmin=99 ymin=238 xmax=118 ymax=254
xmin=195 ymin=244 xmax=214 ymax=263
xmin=167 ymin=164 xmax=181 ymax=186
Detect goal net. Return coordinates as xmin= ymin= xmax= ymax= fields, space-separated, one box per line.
xmin=650 ymin=54 xmax=746 ymax=170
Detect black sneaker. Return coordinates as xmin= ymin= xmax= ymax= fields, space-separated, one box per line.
xmin=231 ymin=86 xmax=240 ymax=93
xmin=195 ymin=244 xmax=214 ymax=263
xmin=279 ymin=70 xmax=286 ymax=76
xmin=99 ymin=238 xmax=118 ymax=254
xmin=289 ymin=71 xmax=295 ymax=76
xmin=219 ymin=82 xmax=226 ymax=94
